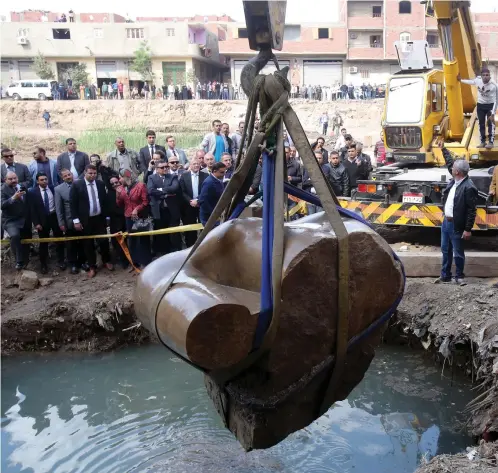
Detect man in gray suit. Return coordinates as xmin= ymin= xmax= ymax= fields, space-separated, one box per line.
xmin=1 ymin=171 xmax=31 ymax=269
xmin=55 ymin=168 xmax=85 ymax=274
xmin=56 ymin=138 xmax=89 ymax=179
xmin=1 ymin=148 xmax=32 ymax=188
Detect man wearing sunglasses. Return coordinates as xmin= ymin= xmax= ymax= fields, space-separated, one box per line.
xmin=147 ymin=160 xmax=182 ymax=254
xmin=167 ymin=155 xmax=184 ymax=177
xmin=1 ymin=148 xmax=32 ymax=189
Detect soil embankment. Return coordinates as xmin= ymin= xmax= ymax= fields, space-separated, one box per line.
xmin=0 ymin=99 xmax=383 ymax=156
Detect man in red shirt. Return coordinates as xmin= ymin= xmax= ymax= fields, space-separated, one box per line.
xmin=374 ymin=131 xmax=386 ymax=167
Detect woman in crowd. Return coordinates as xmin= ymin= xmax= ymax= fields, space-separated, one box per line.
xmin=116 ymin=169 xmax=151 ymax=270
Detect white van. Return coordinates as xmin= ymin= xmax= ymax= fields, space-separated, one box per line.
xmin=6 ymin=80 xmax=56 ymax=100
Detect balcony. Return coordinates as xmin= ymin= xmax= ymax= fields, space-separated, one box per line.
xmin=425 ymin=16 xmax=438 ymax=30
xmin=348 ymin=16 xmax=384 ymax=30
xmin=348 ymin=46 xmax=384 ymax=59
xmin=427 ymin=44 xmax=443 ymax=59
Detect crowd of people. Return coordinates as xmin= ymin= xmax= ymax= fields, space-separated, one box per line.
xmin=1 ymin=118 xmax=375 ymax=277
xmin=290 ymin=83 xmax=386 ymax=101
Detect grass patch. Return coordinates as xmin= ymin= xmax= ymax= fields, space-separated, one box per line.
xmin=64 ymin=129 xmax=205 ymax=156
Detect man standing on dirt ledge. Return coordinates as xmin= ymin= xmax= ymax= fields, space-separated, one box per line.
xmin=435 ymin=146 xmax=478 ymax=285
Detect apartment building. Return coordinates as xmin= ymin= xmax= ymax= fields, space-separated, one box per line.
xmin=218 ymin=0 xmax=498 ymax=87
xmin=1 ymin=15 xmax=229 ymax=88
xmin=2 ymin=2 xmax=498 ymax=90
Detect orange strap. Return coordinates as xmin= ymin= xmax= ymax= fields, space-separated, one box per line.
xmin=115 ymin=233 xmax=141 ymax=273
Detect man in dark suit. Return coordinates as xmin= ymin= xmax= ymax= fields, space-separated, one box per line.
xmin=55 ymin=169 xmax=85 ymax=274
xmin=198 ymin=162 xmax=226 ymax=225
xmin=28 ymin=172 xmax=66 ymax=274
xmin=1 ymin=171 xmax=31 ymax=269
xmin=146 ymin=159 xmax=182 ymax=254
xmin=70 ymin=164 xmax=113 ymax=278
xmin=138 ymin=130 xmax=166 ymax=174
xmin=1 ymin=148 xmax=32 ymax=188
xmin=179 ymin=157 xmax=207 ymax=247
xmin=56 ymin=138 xmax=90 ymax=179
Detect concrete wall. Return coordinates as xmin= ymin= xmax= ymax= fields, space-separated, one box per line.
xmin=343 ymin=60 xmax=392 ymax=85
xmin=0 ymin=22 xmax=222 ymax=63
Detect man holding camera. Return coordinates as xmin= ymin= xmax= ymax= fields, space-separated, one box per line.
xmin=1 ymin=171 xmax=32 ymax=269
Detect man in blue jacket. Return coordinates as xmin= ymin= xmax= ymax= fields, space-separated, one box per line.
xmin=198 ymin=162 xmax=226 ymax=225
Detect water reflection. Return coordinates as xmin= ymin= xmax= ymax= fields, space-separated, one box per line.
xmin=1 ymin=345 xmax=473 ymax=473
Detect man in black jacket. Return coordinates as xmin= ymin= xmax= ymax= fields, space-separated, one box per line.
xmin=286 ymin=146 xmax=302 ymax=187
xmin=138 ymin=130 xmax=166 ymax=174
xmin=1 ymin=171 xmax=31 ymax=269
xmin=328 ymin=151 xmax=350 ymax=197
xmin=28 ymin=172 xmax=65 ymax=273
xmin=56 ymin=138 xmax=89 ymax=179
xmin=179 ymin=157 xmax=207 ymax=247
xmin=1 ymin=148 xmax=32 ymax=188
xmin=70 ymin=164 xmax=113 ymax=278
xmin=343 ymin=145 xmax=360 ymax=195
xmin=146 ymin=160 xmax=182 ymax=254
xmin=436 ymin=147 xmax=478 ymax=284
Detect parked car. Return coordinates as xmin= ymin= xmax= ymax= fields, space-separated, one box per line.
xmin=5 ymin=80 xmax=57 ymax=100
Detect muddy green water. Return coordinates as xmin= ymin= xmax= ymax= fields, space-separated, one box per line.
xmin=1 ymin=345 xmax=473 ymax=473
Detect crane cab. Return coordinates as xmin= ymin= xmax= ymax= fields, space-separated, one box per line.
xmin=383 ymin=69 xmax=445 ymax=165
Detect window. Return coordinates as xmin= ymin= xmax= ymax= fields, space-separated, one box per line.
xmin=284 ymin=25 xmax=301 ymax=41
xmin=166 ymin=28 xmax=175 ymax=37
xmin=370 ymin=35 xmax=382 ymax=47
xmin=21 ymin=82 xmax=33 ymax=88
xmin=427 ymin=83 xmax=443 ymax=113
xmin=93 ymin=28 xmax=103 ymax=38
xmin=34 ymin=82 xmax=48 ymax=87
xmin=318 ymin=28 xmax=330 ymax=39
xmin=52 ymin=28 xmax=71 ymax=40
xmin=238 ymin=28 xmax=248 ymax=38
xmin=126 ymin=28 xmax=144 ymax=39
xmin=427 ymin=34 xmax=439 ymax=48
xmin=372 ymin=6 xmax=382 ymax=17
xmin=400 ymin=32 xmax=411 ymax=42
xmin=17 ymin=28 xmax=29 ymax=37
xmin=361 ymin=70 xmax=370 ymax=79
xmin=399 ymin=1 xmax=412 ymax=14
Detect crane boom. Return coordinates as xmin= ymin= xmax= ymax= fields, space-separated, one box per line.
xmin=432 ymin=1 xmax=481 ymax=138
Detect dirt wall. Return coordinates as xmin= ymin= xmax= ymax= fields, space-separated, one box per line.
xmin=0 ymin=99 xmax=384 ymax=155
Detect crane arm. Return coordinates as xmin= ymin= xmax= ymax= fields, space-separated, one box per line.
xmin=432 ymin=0 xmax=482 ymax=140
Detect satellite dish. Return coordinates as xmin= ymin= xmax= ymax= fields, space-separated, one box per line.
xmin=89 ymin=15 xmax=94 ymax=21
xmin=204 ymin=16 xmax=208 ymax=23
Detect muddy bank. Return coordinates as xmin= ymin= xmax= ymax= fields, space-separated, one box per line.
xmin=386 ymin=278 xmax=498 ymax=440
xmin=415 ymin=440 xmax=498 ymax=473
xmin=1 ymin=267 xmax=151 ymax=353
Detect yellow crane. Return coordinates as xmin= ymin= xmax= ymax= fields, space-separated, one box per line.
xmin=341 ymin=0 xmax=497 ymax=230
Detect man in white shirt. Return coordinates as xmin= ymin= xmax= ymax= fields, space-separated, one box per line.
xmin=458 ymin=68 xmax=497 ymax=149
xmin=28 ymin=172 xmax=65 ymax=273
xmin=334 ymin=128 xmax=348 ymax=150
xmin=70 ymin=165 xmax=113 ymax=278
xmin=436 ymin=146 xmax=478 ymax=284
xmin=179 ymin=157 xmax=208 ymax=247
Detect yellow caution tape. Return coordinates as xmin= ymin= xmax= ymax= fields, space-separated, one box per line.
xmin=287 ymin=200 xmax=308 ymax=217
xmin=0 ymin=223 xmax=204 ymax=245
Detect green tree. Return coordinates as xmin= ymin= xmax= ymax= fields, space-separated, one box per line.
xmin=33 ymin=52 xmax=55 ymax=80
xmin=61 ymin=63 xmax=89 ymax=88
xmin=131 ymin=41 xmax=154 ymax=81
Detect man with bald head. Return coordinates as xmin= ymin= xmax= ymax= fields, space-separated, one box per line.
xmin=202 ymin=153 xmax=215 ymax=174
xmin=1 ymin=171 xmax=32 ymax=269
xmin=106 ymin=137 xmax=140 ymax=179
